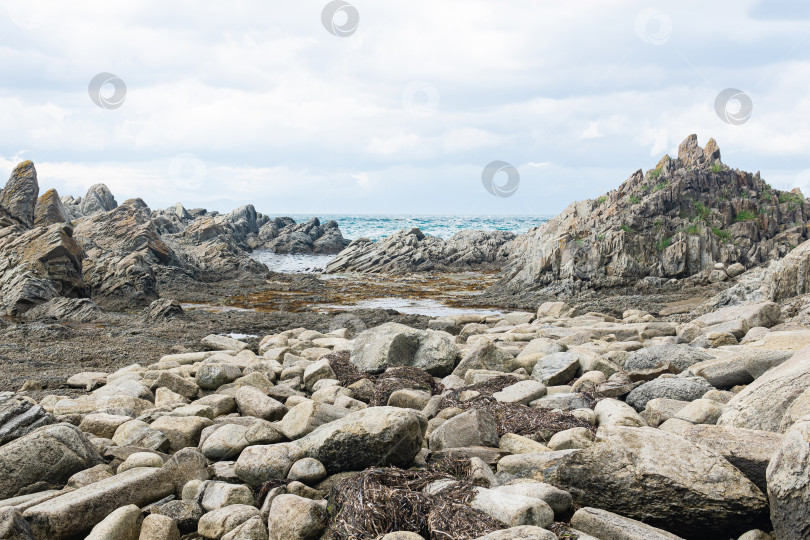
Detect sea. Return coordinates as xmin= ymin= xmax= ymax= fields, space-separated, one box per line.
xmin=251 ymin=214 xmax=548 ymax=273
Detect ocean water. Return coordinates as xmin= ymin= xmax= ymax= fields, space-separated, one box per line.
xmin=283 ymin=214 xmax=548 ymax=241
xmin=251 ymin=214 xmax=548 ymax=274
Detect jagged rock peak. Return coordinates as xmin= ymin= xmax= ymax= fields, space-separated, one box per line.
xmin=79 ymin=183 xmax=118 ymax=216
xmin=677 ymin=134 xmax=721 ymax=170
xmin=0 ymin=161 xmax=39 ymax=228
xmin=34 ymin=188 xmax=70 ymax=227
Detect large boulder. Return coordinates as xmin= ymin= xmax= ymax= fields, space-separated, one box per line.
xmin=0 ymin=161 xmax=38 ymax=227
xmin=350 ymin=323 xmax=458 ymax=376
xmin=0 ymin=423 xmax=103 ymax=499
xmin=0 ymin=395 xmax=56 ymax=445
xmin=718 ymin=346 xmax=810 ymax=432
xmin=538 ymin=426 xmax=768 ymax=538
xmin=767 ymin=414 xmax=810 ymax=539
xmin=692 ymin=302 xmax=782 ymax=329
xmin=626 ymin=376 xmax=714 ymax=412
xmin=297 ymin=406 xmax=427 ymax=473
xmin=624 ymin=344 xmax=712 ymax=372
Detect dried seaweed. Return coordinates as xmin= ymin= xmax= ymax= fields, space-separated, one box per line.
xmin=371 ymin=366 xmax=443 ymax=407
xmin=326 ymin=350 xmax=370 ymax=387
xmin=327 ymin=467 xmax=505 ymax=540
xmin=441 ymin=392 xmax=594 ymax=443
xmin=549 ymin=521 xmax=581 ymax=539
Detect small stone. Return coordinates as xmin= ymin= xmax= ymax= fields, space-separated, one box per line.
xmin=287 ymin=458 xmax=327 ymax=485
xmin=267 ymin=494 xmax=327 ymax=540
xmin=85 ymin=504 xmax=143 ymax=540
xmin=118 ymin=452 xmax=164 ymax=473
xmin=138 ymin=513 xmax=180 ymax=540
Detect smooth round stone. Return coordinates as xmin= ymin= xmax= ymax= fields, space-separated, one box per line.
xmin=286 ymin=457 xmax=327 ymax=485
xmin=118 ymin=451 xmax=164 ymax=473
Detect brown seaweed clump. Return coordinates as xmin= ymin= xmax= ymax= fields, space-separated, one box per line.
xmin=326 ymin=466 xmax=505 ymax=540
xmin=441 ymin=379 xmax=594 ymax=443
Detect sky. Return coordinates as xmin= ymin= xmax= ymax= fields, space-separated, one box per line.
xmin=0 ymin=0 xmax=809 ymax=217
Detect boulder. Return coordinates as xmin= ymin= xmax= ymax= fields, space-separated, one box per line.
xmin=197 ymin=504 xmax=260 ymax=540
xmin=0 ymin=395 xmax=56 ymax=445
xmin=667 ymin=423 xmax=782 ymax=493
xmin=692 ymin=302 xmax=782 ymax=329
xmin=138 ymin=514 xmax=180 ymax=540
xmin=350 ymin=323 xmax=458 ymax=376
xmin=85 ymin=504 xmax=142 ymax=540
xmin=570 ymin=507 xmax=683 ymax=540
xmin=531 ymin=352 xmax=581 ymax=386
xmin=0 ymin=423 xmax=102 ymax=499
xmin=539 ymin=426 xmax=768 ymax=538
xmin=718 ymin=346 xmax=810 ymax=432
xmin=624 ymin=344 xmax=711 ymax=372
xmin=429 ymin=409 xmax=499 ymax=451
xmin=766 ymin=414 xmax=810 ymax=539
xmin=626 ymin=376 xmax=713 ymax=412
xmin=266 ymin=494 xmax=327 ymax=540
xmin=297 ymin=406 xmax=426 ymax=473
xmin=453 ymin=342 xmax=519 ymax=378
xmin=23 ymin=466 xmax=175 ymax=539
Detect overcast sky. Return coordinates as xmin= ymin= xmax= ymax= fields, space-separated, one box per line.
xmin=0 ymin=0 xmax=809 ymax=216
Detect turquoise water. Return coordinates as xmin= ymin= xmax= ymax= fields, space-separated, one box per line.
xmin=281 ymin=214 xmax=548 ymax=241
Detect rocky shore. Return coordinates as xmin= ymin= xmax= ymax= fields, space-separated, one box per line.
xmin=0 ymin=135 xmax=810 ymax=538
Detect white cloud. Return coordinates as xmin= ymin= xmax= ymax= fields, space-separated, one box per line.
xmin=0 ymin=0 xmax=808 ymax=214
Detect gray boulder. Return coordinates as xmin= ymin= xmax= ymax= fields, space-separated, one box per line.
xmin=718 ymin=346 xmax=810 ymax=432
xmin=570 ymin=507 xmax=683 ymax=539
xmin=541 ymin=426 xmax=767 ymax=538
xmin=297 ymin=406 xmax=426 ymax=473
xmin=624 ymin=344 xmax=712 ymax=372
xmin=429 ymin=409 xmax=499 ymax=450
xmin=626 ymin=376 xmax=714 ymax=412
xmin=767 ymin=414 xmax=810 ymax=539
xmin=0 ymin=423 xmax=103 ymax=499
xmin=0 ymin=395 xmax=56 ymax=445
xmin=351 ymin=323 xmax=458 ymax=376
xmin=531 ymin=352 xmax=581 ymax=386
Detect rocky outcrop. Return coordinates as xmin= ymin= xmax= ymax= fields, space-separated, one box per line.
xmin=0 ymin=161 xmax=38 ymax=228
xmin=73 ymin=199 xmax=174 ymax=308
xmin=34 ymin=189 xmax=70 ymax=227
xmin=0 ymin=222 xmax=85 ymax=315
xmin=326 ymin=228 xmax=514 ymax=273
xmin=260 ymin=217 xmax=349 ymax=254
xmin=492 ymin=135 xmax=809 ymax=297
xmin=79 ymin=184 xmax=118 ymax=216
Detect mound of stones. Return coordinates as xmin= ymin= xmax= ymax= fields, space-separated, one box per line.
xmin=0 ymin=297 xmax=806 ymax=538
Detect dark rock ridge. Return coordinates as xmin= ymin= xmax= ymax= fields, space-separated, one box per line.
xmin=325 ymin=228 xmax=515 ymax=273
xmin=0 ymin=161 xmax=350 ymax=314
xmin=491 ymin=134 xmax=809 ymax=298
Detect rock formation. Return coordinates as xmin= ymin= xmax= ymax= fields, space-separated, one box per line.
xmin=494 ymin=135 xmax=809 ymax=298
xmin=326 ymin=228 xmax=514 ymax=273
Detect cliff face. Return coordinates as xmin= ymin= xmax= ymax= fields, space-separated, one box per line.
xmin=496 ymin=135 xmax=809 ymax=296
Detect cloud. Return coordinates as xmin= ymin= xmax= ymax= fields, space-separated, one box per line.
xmin=0 ymin=0 xmax=807 ymax=215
